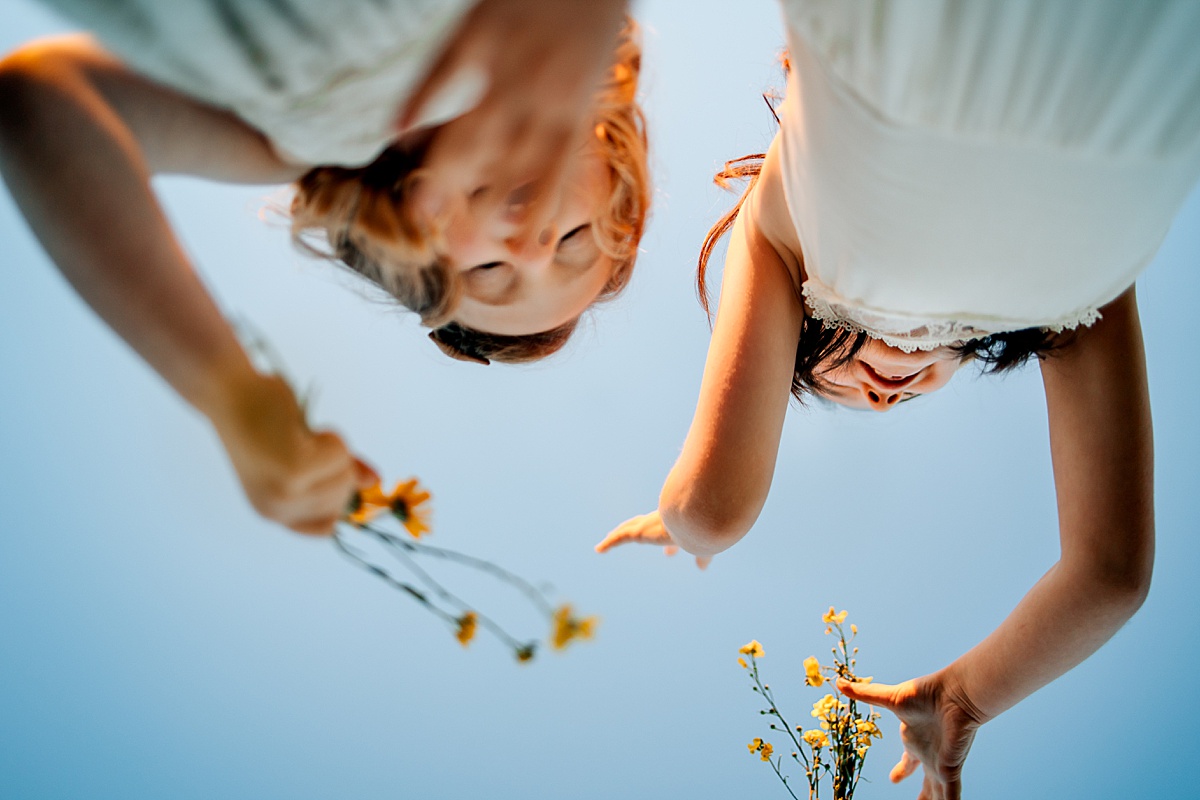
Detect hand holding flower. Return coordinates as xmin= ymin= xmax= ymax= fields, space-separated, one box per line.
xmin=837 ymin=672 xmax=986 ymax=800
xmin=209 ymin=372 xmax=377 ymax=535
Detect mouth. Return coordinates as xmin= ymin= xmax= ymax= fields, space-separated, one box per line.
xmin=861 ymin=362 xmax=921 ymax=391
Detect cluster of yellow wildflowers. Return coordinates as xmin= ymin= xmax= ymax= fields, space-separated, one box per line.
xmin=335 ymin=478 xmax=597 ymax=664
xmin=738 ymin=608 xmax=882 ymax=800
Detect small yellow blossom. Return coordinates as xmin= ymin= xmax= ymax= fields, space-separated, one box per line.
xmin=748 ymin=738 xmax=764 ymax=753
xmin=738 ymin=657 xmax=748 ymax=669
xmin=811 ymin=694 xmax=842 ymax=722
xmin=856 ymin=747 xmax=868 ymax=759
xmin=550 ymin=604 xmax=599 ymax=650
xmin=760 ymin=743 xmax=774 ymax=762
xmin=822 ymin=607 xmax=848 ymax=625
xmin=855 ymin=719 xmax=882 ymax=739
xmin=739 ymin=640 xmax=765 ymax=658
xmin=454 ymin=611 xmax=478 ymax=647
xmin=803 ymin=656 xmax=825 ymax=687
xmin=850 ymin=624 xmax=858 ymax=635
xmin=346 ymin=478 xmax=432 ymax=538
xmin=802 ymin=729 xmax=829 ymax=749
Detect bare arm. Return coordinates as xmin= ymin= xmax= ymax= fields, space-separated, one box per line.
xmin=841 ymin=287 xmax=1154 ymax=799
xmin=658 ymin=167 xmax=805 ymax=555
xmin=0 ymin=36 xmax=374 ymax=533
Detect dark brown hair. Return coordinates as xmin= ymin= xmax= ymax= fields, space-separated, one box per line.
xmin=289 ymin=22 xmax=649 ymax=365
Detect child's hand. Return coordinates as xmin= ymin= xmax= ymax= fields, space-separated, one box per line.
xmin=837 ymin=674 xmax=984 ymax=800
xmin=595 ymin=511 xmax=712 ymax=570
xmin=398 ymin=0 xmax=627 ymax=246
xmin=210 ymin=373 xmax=379 ymax=535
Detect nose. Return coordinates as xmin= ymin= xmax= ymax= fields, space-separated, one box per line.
xmin=504 ymin=223 xmax=557 ymax=267
xmin=862 ymin=386 xmax=901 ymax=412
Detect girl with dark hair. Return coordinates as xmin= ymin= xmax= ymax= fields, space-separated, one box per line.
xmin=0 ymin=0 xmax=649 ymax=535
xmin=598 ymin=2 xmax=1200 ymax=797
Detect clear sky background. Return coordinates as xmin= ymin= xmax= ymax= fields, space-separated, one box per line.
xmin=2 ymin=2 xmax=1198 ymax=799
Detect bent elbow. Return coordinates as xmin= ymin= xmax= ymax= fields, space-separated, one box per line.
xmin=659 ymin=499 xmax=755 ymax=557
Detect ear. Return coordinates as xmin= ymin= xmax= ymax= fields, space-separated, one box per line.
xmin=428 ymin=331 xmax=490 ymax=365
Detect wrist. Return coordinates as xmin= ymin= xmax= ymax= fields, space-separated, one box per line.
xmin=936 ymin=662 xmax=993 ymax=728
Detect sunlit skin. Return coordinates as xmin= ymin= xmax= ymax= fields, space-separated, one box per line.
xmin=430 ymin=145 xmax=615 ymax=336
xmin=816 ymin=338 xmax=967 ymax=411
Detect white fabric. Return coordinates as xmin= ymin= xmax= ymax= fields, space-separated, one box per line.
xmin=41 ymin=0 xmax=479 ymax=166
xmin=777 ymin=0 xmax=1200 ymax=351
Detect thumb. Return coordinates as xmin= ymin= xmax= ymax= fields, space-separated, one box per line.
xmin=353 ymin=458 xmax=381 ymax=489
xmin=837 ymin=677 xmax=898 ymax=709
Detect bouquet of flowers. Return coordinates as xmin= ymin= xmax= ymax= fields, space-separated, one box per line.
xmin=740 ymin=608 xmax=882 ymax=800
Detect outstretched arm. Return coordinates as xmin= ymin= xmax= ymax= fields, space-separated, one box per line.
xmin=841 ymin=286 xmax=1154 ymax=800
xmin=0 ymin=36 xmax=375 ymax=533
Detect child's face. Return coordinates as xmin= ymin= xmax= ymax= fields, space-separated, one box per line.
xmin=816 ymin=339 xmax=967 ymax=411
xmin=437 ymin=148 xmax=614 ymax=336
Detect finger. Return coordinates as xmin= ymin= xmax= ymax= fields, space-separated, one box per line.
xmin=353 ymin=458 xmax=380 ymax=489
xmin=304 ymin=431 xmax=355 ymax=484
xmin=696 ymin=556 xmax=712 ymax=570
xmin=891 ymin=750 xmax=922 ymax=783
xmin=663 ymin=545 xmax=678 ymax=557
xmin=288 ymin=515 xmax=340 ymax=537
xmin=595 ymin=525 xmax=664 ymax=552
xmin=836 ymin=677 xmax=898 ymax=709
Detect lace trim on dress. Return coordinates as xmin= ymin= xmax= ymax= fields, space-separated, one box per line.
xmin=801 ymin=280 xmax=1101 ymax=352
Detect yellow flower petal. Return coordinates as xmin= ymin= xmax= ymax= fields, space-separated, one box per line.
xmin=737 ymin=657 xmax=748 ymax=669
xmin=738 ymin=640 xmax=765 ymax=658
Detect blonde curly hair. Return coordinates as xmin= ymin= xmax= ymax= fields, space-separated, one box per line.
xmin=290 ymin=21 xmax=649 ymax=364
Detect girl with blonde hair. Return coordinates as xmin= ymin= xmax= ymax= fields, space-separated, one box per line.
xmin=0 ymin=0 xmax=649 ymax=535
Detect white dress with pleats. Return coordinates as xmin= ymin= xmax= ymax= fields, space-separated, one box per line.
xmin=777 ymin=0 xmax=1200 ymax=350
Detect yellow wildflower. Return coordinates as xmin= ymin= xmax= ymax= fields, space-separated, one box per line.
xmin=454 ymin=611 xmax=477 ymax=647
xmin=803 ymin=656 xmax=825 ymax=687
xmin=856 ymin=747 xmax=868 ymax=759
xmin=821 ymin=607 xmax=848 ymax=625
xmin=738 ymin=657 xmax=748 ymax=669
xmin=454 ymin=612 xmax=478 ymax=646
xmin=550 ymin=604 xmax=599 ymax=650
xmin=760 ymin=743 xmax=774 ymax=762
xmin=850 ymin=624 xmax=858 ymax=635
xmin=855 ymin=719 xmax=882 ymax=739
xmin=748 ymin=738 xmax=764 ymax=753
xmin=739 ymin=640 xmax=765 ymax=658
xmin=802 ymin=729 xmax=829 ymax=749
xmin=345 ymin=478 xmax=432 ymax=538
xmin=811 ymin=694 xmax=842 ymax=722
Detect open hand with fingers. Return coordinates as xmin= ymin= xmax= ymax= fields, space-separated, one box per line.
xmin=595 ymin=510 xmax=711 ymax=569
xmin=399 ymin=0 xmax=628 ymax=245
xmin=837 ymin=673 xmax=986 ymax=800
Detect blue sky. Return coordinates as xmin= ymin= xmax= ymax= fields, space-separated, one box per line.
xmin=2 ymin=2 xmax=1198 ymax=799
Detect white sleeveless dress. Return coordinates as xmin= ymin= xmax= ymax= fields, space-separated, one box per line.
xmin=39 ymin=0 xmax=479 ymax=166
xmin=777 ymin=0 xmax=1200 ymax=351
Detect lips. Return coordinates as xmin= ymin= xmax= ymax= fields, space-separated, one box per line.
xmin=861 ymin=362 xmax=921 ymax=391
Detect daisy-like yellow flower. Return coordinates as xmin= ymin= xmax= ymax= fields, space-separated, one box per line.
xmin=454 ymin=611 xmax=478 ymax=647
xmin=739 ymin=640 xmax=765 ymax=658
xmin=855 ymin=719 xmax=882 ymax=739
xmin=345 ymin=478 xmax=432 ymax=538
xmin=802 ymin=729 xmax=829 ymax=749
xmin=738 ymin=657 xmax=748 ymax=669
xmin=550 ymin=604 xmax=599 ymax=650
xmin=760 ymin=743 xmax=774 ymax=762
xmin=821 ymin=607 xmax=848 ymax=625
xmin=748 ymin=737 xmax=764 ymax=754
xmin=803 ymin=656 xmax=825 ymax=687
